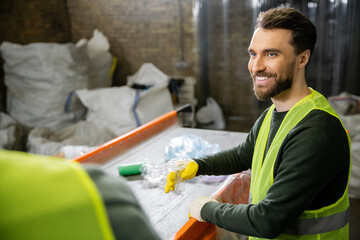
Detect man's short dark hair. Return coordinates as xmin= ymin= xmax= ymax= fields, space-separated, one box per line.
xmin=256 ymin=7 xmax=317 ymax=57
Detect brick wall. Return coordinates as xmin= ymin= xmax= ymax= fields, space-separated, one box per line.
xmin=0 ymin=0 xmax=70 ymax=44
xmin=67 ymin=0 xmax=197 ymax=86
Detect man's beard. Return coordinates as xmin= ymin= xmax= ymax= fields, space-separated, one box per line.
xmin=252 ymin=63 xmax=295 ymax=101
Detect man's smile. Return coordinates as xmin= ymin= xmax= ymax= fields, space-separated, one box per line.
xmin=253 ymin=74 xmax=276 ymax=85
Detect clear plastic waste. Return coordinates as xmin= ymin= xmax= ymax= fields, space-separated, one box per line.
xmin=211 ymin=170 xmax=251 ymax=240
xmin=140 ymin=162 xmax=167 ymax=188
xmin=164 ymin=134 xmax=221 ymax=161
xmin=140 ymin=134 xmax=226 ymax=189
xmin=164 ymin=134 xmax=225 ymax=188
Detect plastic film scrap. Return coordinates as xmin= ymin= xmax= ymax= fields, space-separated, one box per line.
xmin=164 ymin=134 xmax=221 ymax=161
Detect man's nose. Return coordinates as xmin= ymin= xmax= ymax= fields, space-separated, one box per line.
xmin=250 ymin=57 xmax=266 ymax=74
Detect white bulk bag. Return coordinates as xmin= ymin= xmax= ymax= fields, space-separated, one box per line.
xmin=76 ymin=84 xmax=173 ymax=137
xmin=0 ymin=41 xmax=89 ymax=132
xmin=76 ymin=29 xmax=113 ymax=89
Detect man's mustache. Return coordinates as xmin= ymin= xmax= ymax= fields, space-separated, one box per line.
xmin=251 ymin=72 xmax=277 ymax=78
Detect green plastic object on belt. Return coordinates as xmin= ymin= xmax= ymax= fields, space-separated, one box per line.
xmin=118 ymin=163 xmax=144 ymax=176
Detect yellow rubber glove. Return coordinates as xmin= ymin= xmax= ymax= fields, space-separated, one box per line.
xmin=164 ymin=159 xmax=199 ymax=193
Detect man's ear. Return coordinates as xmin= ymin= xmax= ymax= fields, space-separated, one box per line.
xmin=298 ymin=50 xmax=310 ymax=69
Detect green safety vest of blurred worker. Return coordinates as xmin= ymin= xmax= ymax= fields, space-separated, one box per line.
xmin=250 ymin=90 xmax=351 ymax=239
xmin=0 ymin=150 xmax=115 ymax=240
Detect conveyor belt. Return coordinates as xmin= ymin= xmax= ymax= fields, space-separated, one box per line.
xmin=73 ymin=109 xmax=248 ymax=239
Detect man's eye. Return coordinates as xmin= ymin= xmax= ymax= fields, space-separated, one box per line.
xmin=267 ymin=53 xmax=277 ymax=58
xmin=249 ymin=52 xmax=256 ymax=58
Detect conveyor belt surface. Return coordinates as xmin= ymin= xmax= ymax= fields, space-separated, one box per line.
xmin=97 ymin=125 xmax=247 ymax=239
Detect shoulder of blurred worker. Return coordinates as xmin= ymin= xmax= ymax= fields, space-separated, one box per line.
xmin=84 ymin=164 xmax=161 ymax=240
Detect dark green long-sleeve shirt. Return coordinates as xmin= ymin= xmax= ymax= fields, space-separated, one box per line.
xmin=194 ymin=108 xmax=350 ymax=238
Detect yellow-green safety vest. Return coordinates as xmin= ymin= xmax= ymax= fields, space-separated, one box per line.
xmin=249 ymin=89 xmax=351 ymax=240
xmin=0 ymin=150 xmax=115 ymax=240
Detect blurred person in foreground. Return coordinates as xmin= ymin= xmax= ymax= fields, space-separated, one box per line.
xmin=165 ymin=7 xmax=351 ymax=239
xmin=0 ymin=150 xmax=160 ymax=240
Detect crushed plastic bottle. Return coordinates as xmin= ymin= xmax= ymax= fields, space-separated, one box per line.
xmin=140 ymin=162 xmax=167 ymax=188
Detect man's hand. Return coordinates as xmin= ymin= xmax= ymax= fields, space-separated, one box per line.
xmin=189 ymin=196 xmax=218 ymax=222
xmin=164 ymin=159 xmax=199 ymax=193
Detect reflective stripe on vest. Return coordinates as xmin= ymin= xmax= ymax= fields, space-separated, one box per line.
xmin=283 ymin=207 xmax=349 ymax=236
xmin=0 ymin=150 xmax=115 ymax=240
xmin=249 ymin=89 xmax=351 ymax=239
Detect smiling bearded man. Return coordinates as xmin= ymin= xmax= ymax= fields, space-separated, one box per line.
xmin=165 ymin=7 xmax=351 ymax=240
